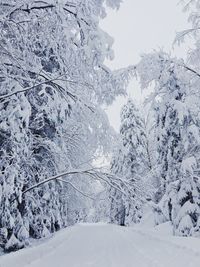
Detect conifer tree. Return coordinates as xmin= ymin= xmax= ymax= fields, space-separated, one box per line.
xmin=110 ymin=99 xmax=151 ymax=225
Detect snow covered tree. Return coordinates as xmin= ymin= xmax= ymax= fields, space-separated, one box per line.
xmin=110 ymin=99 xmax=151 ymax=226
xmin=0 ymin=0 xmax=133 ymax=251
xmin=137 ymin=51 xmax=200 ymax=236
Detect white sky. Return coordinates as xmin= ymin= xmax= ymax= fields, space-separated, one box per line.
xmin=100 ymin=0 xmax=192 ymax=132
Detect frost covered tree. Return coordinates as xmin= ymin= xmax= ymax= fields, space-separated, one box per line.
xmin=0 ymin=0 xmax=133 ymax=251
xmin=110 ymin=99 xmax=151 ymax=226
xmin=137 ymin=51 xmax=200 ymax=236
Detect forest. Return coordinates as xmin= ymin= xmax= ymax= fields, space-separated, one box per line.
xmin=0 ymin=1 xmax=200 ymax=266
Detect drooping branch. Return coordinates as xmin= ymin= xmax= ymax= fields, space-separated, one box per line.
xmin=21 ymin=168 xmax=95 ymax=197
xmin=0 ymin=76 xmax=62 ymax=100
xmin=0 ymin=73 xmax=95 ymax=112
xmin=5 ymin=2 xmax=89 ymax=26
xmin=10 ymin=162 xmax=157 ymax=205
xmin=11 ymin=168 xmax=132 ymax=204
xmin=182 ymin=64 xmax=200 ymax=78
xmin=0 ymin=74 xmax=92 ymax=100
xmin=85 ymin=171 xmax=127 ymax=196
xmin=58 ymin=178 xmax=97 ymax=200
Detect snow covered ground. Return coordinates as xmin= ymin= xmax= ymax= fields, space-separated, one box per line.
xmin=1 ymin=222 xmax=200 ymax=267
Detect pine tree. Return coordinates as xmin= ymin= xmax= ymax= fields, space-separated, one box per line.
xmin=110 ymin=99 xmax=151 ymax=225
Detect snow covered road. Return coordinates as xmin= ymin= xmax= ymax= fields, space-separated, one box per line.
xmin=1 ymin=223 xmax=200 ymax=267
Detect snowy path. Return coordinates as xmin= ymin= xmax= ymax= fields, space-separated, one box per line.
xmin=1 ymin=223 xmax=200 ymax=267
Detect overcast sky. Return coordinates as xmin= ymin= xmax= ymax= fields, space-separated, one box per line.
xmin=100 ymin=0 xmax=191 ymax=132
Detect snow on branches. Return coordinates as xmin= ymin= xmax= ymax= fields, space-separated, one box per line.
xmin=0 ymin=0 xmax=133 ymax=251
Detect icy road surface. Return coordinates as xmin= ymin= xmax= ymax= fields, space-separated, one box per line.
xmin=1 ymin=223 xmax=200 ymax=267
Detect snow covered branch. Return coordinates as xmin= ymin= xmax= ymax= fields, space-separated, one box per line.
xmin=11 ymin=168 xmax=134 ymax=204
